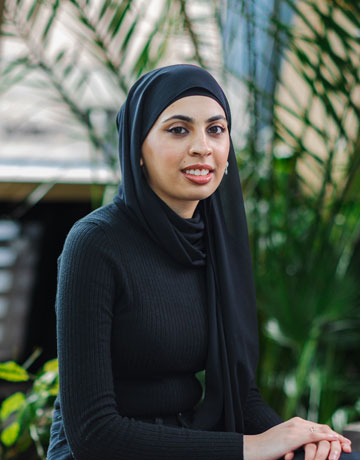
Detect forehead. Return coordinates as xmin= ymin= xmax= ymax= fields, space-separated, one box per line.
xmin=158 ymin=95 xmax=226 ymax=121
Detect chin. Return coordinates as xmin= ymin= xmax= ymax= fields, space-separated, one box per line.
xmin=198 ymin=186 xmax=220 ymax=200
xmin=174 ymin=184 xmax=220 ymax=204
xmin=187 ymin=191 xmax=216 ymax=202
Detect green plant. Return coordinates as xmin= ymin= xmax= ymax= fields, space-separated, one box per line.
xmin=0 ymin=1 xmax=217 ymax=165
xmin=228 ymin=0 xmax=360 ymax=426
xmin=1 ymin=0 xmax=359 ymax=446
xmin=0 ymin=0 xmax=220 ymax=212
xmin=0 ymin=2 xmax=219 ymax=457
xmin=0 ymin=357 xmax=58 ymax=460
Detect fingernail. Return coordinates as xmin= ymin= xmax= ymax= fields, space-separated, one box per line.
xmin=330 ymin=451 xmax=338 ymax=460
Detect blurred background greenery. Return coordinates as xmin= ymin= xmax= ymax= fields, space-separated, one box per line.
xmin=0 ymin=0 xmax=359 ymax=458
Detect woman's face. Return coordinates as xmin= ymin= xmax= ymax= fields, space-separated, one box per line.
xmin=141 ymin=95 xmax=230 ymax=218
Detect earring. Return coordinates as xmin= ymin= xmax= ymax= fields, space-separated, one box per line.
xmin=224 ymin=161 xmax=229 ymax=175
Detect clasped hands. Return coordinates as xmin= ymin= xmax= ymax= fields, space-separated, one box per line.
xmin=243 ymin=417 xmax=352 ymax=460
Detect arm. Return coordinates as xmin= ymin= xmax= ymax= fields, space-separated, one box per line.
xmin=57 ymin=220 xmax=244 ymax=460
xmin=243 ymin=381 xmax=282 ymax=434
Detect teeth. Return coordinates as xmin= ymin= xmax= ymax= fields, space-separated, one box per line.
xmin=184 ymin=169 xmax=210 ymax=176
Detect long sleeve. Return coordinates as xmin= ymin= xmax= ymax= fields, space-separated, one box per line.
xmin=243 ymin=382 xmax=282 ymax=434
xmin=56 ymin=219 xmax=244 ymax=460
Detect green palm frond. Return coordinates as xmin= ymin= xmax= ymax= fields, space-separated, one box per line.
xmin=226 ymin=0 xmax=360 ymax=424
xmin=1 ymin=0 xmax=219 ymax=170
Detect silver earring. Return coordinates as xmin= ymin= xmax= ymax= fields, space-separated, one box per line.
xmin=224 ymin=161 xmax=229 ymax=175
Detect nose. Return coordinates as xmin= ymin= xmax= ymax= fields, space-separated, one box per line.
xmin=189 ymin=132 xmax=212 ymax=156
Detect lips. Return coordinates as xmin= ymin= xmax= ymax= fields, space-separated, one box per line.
xmin=184 ymin=168 xmax=210 ymax=176
xmin=181 ymin=164 xmax=214 ymax=184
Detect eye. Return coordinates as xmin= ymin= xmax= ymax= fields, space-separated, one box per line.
xmin=167 ymin=126 xmax=188 ymax=135
xmin=208 ymin=125 xmax=225 ymax=135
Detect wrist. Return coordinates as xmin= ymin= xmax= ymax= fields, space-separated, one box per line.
xmin=243 ymin=434 xmax=260 ymax=460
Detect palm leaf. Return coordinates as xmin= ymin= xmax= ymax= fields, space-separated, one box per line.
xmin=223 ymin=0 xmax=360 ymax=422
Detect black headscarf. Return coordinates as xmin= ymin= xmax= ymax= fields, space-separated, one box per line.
xmin=114 ymin=64 xmax=259 ymax=433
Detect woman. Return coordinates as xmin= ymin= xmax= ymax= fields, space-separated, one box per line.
xmin=47 ymin=64 xmax=357 ymax=460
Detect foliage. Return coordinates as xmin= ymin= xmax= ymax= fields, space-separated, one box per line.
xmin=0 ymin=1 xmax=217 ymax=457
xmin=0 ymin=0 xmax=218 ymax=172
xmin=0 ymin=363 xmax=31 ymax=383
xmin=0 ymin=357 xmax=58 ymax=460
xmin=228 ymin=0 xmax=360 ymax=427
xmin=1 ymin=0 xmax=220 ymax=211
xmin=1 ymin=0 xmax=360 ymax=456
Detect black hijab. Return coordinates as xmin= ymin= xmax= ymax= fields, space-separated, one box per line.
xmin=114 ymin=64 xmax=259 ymax=433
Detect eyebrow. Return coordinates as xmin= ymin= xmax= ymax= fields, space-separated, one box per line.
xmin=162 ymin=114 xmax=227 ymax=124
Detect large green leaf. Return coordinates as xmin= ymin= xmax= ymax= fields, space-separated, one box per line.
xmin=43 ymin=359 xmax=58 ymax=373
xmin=0 ymin=392 xmax=25 ymax=422
xmin=0 ymin=362 xmax=30 ymax=382
xmin=1 ymin=421 xmax=21 ymax=447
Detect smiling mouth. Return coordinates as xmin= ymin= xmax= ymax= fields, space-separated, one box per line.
xmin=181 ymin=167 xmax=214 ymax=184
xmin=183 ymin=168 xmax=211 ymax=176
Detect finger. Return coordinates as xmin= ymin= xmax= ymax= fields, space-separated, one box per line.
xmin=304 ymin=443 xmax=317 ymax=460
xmin=306 ymin=424 xmax=345 ymax=444
xmin=341 ymin=442 xmax=352 ymax=453
xmin=315 ymin=424 xmax=351 ymax=444
xmin=308 ymin=430 xmax=340 ymax=443
xmin=330 ymin=433 xmax=351 ymax=444
xmin=327 ymin=440 xmax=341 ymax=460
xmin=338 ymin=435 xmax=352 ymax=444
xmin=284 ymin=452 xmax=295 ymax=460
xmin=313 ymin=440 xmax=330 ymax=460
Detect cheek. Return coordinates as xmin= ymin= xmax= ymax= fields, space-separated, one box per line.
xmin=217 ymin=141 xmax=230 ymax=166
xmin=159 ymin=146 xmax=184 ymax=167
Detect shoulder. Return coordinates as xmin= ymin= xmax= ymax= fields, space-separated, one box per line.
xmin=58 ymin=203 xmax=132 ymax=278
xmin=74 ymin=202 xmax=128 ymax=231
xmin=61 ymin=201 xmax=147 ymax=262
xmin=65 ymin=202 xmax=130 ymax=245
xmin=58 ymin=204 xmax=120 ymax=264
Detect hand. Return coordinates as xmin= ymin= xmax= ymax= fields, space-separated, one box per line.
xmin=243 ymin=417 xmax=352 ymax=460
xmin=283 ymin=438 xmax=352 ymax=460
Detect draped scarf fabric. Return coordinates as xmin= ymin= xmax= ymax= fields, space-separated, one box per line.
xmin=114 ymin=64 xmax=259 ymax=433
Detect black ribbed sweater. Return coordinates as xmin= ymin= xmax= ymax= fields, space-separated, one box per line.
xmin=54 ymin=200 xmax=281 ymax=460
